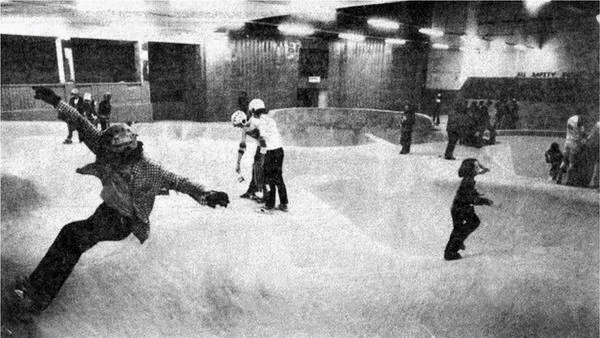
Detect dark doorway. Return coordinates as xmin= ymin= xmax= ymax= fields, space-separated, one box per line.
xmin=148 ymin=42 xmax=204 ymax=121
xmin=297 ymin=88 xmax=319 ymax=107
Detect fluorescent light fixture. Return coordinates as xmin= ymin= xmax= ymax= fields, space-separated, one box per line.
xmin=339 ymin=33 xmax=365 ymax=41
xmin=367 ymin=18 xmax=400 ymax=30
xmin=385 ymin=38 xmax=407 ymax=45
xmin=419 ymin=28 xmax=444 ymax=37
xmin=278 ymin=23 xmax=315 ymax=36
xmin=432 ymin=43 xmax=449 ymax=50
xmin=514 ymin=44 xmax=527 ymax=51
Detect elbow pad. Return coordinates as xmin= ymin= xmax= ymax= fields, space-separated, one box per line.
xmin=238 ymin=142 xmax=246 ymax=154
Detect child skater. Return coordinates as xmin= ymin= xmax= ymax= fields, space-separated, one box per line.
xmin=545 ymin=142 xmax=563 ymax=182
xmin=12 ymin=87 xmax=230 ymax=321
xmin=231 ymin=110 xmax=265 ymax=202
xmin=444 ymin=158 xmax=493 ymax=261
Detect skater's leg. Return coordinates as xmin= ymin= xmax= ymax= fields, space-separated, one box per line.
xmin=273 ymin=148 xmax=288 ymax=207
xmin=27 ymin=203 xmax=132 ymax=311
xmin=444 ymin=209 xmax=465 ymax=260
xmin=444 ymin=131 xmax=459 ymax=159
xmin=263 ymin=151 xmax=277 ymax=209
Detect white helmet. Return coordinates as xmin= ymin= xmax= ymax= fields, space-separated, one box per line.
xmin=248 ymin=98 xmax=265 ymax=113
xmin=83 ymin=92 xmax=92 ymax=101
xmin=231 ymin=110 xmax=248 ymax=126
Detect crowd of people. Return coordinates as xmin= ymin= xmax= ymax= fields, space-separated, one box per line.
xmin=545 ymin=115 xmax=599 ymax=188
xmin=63 ymin=88 xmax=112 ymax=144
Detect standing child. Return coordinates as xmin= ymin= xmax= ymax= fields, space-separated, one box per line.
xmin=444 ymin=158 xmax=493 ymax=261
xmin=97 ymin=92 xmax=112 ymax=130
xmin=250 ymin=98 xmax=288 ymax=213
xmin=12 ymin=87 xmax=229 ymax=321
xmin=545 ymin=142 xmax=563 ymax=182
xmin=231 ymin=110 xmax=264 ymax=202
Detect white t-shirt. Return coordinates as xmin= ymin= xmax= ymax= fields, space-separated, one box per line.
xmin=255 ymin=114 xmax=283 ymax=152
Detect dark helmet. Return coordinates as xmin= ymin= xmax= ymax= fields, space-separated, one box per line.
xmin=101 ymin=123 xmax=138 ymax=153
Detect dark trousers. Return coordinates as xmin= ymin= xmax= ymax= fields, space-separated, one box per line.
xmin=66 ymin=123 xmax=79 ymax=141
xmin=28 ymin=203 xmax=133 ymax=310
xmin=246 ymin=147 xmax=263 ymax=195
xmin=444 ymin=130 xmax=460 ymax=158
xmin=444 ymin=208 xmax=480 ymax=256
xmin=432 ymin=108 xmax=440 ymax=125
xmin=400 ymin=128 xmax=413 ymax=153
xmin=264 ymin=148 xmax=288 ymax=209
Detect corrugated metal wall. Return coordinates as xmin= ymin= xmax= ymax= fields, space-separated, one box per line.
xmin=230 ymin=38 xmax=300 ymax=110
xmin=329 ymin=40 xmax=393 ymax=109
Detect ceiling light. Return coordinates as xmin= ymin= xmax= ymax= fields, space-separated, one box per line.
xmin=419 ymin=28 xmax=444 ymax=38
xmin=278 ymin=23 xmax=315 ymax=36
xmin=339 ymin=33 xmax=365 ymax=42
xmin=385 ymin=38 xmax=406 ymax=45
xmin=432 ymin=43 xmax=449 ymax=50
xmin=367 ymin=18 xmax=400 ymax=30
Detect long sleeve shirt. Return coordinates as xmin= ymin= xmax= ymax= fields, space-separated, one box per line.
xmin=56 ymin=101 xmax=206 ymax=243
xmin=452 ymin=177 xmax=491 ymax=212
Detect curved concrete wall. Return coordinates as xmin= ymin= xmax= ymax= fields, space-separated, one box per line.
xmin=271 ymin=107 xmax=440 ymax=147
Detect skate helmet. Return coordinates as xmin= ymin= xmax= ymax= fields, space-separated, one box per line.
xmin=70 ymin=88 xmax=79 ymax=95
xmin=101 ymin=123 xmax=138 ymax=153
xmin=248 ymin=99 xmax=265 ymax=114
xmin=83 ymin=92 xmax=92 ymax=101
xmin=231 ymin=110 xmax=248 ymax=127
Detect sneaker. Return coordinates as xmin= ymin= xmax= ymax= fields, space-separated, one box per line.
xmin=444 ymin=156 xmax=456 ymax=160
xmin=63 ymin=138 xmax=73 ymax=144
xmin=256 ymin=206 xmax=274 ymax=214
xmin=240 ymin=192 xmax=253 ymax=199
xmin=276 ymin=204 xmax=288 ymax=212
xmin=444 ymin=252 xmax=462 ymax=261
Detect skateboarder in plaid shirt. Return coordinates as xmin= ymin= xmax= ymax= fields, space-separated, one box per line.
xmin=12 ymin=87 xmax=230 ymax=319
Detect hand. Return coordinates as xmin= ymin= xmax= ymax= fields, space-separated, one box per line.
xmin=201 ymin=191 xmax=230 ymax=208
xmin=32 ymin=87 xmax=61 ymax=106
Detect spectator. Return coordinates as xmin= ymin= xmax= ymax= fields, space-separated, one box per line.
xmin=585 ymin=121 xmax=599 ymax=188
xmin=399 ymin=102 xmax=416 ymax=154
xmin=545 ymin=142 xmax=563 ymax=182
xmin=97 ymin=92 xmax=112 ymax=131
xmin=82 ymin=93 xmax=98 ymax=129
xmin=432 ymin=92 xmax=442 ymax=125
xmin=444 ymin=100 xmax=468 ymax=160
xmin=495 ymin=98 xmax=508 ymax=129
xmin=485 ymin=100 xmax=497 ymax=145
xmin=64 ymin=88 xmax=85 ymax=144
xmin=561 ymin=115 xmax=587 ymax=186
xmin=506 ymin=98 xmax=520 ymax=129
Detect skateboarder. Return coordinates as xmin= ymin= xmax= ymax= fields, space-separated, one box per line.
xmin=11 ymin=87 xmax=230 ymax=319
xmin=444 ymin=158 xmax=493 ymax=260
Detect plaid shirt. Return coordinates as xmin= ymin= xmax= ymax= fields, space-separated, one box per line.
xmin=56 ymin=101 xmax=206 ymax=243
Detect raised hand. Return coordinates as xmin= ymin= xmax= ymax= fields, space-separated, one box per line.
xmin=32 ymin=87 xmax=61 ymax=106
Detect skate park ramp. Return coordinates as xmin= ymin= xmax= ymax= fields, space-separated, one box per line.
xmin=1 ymin=120 xmax=598 ymax=337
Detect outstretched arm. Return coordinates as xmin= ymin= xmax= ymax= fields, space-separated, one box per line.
xmin=33 ymin=87 xmax=103 ymax=154
xmin=144 ymin=161 xmax=230 ymax=208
